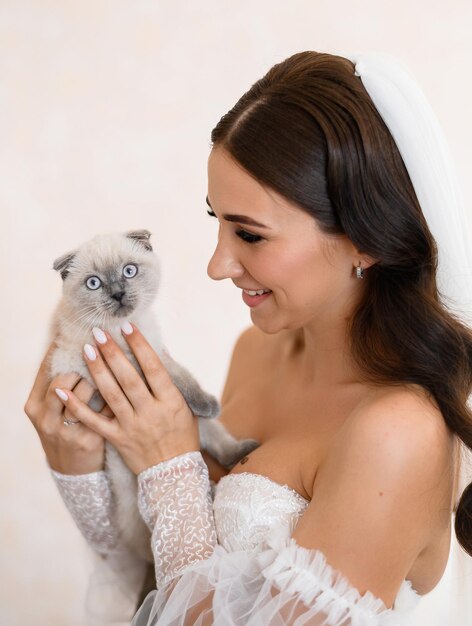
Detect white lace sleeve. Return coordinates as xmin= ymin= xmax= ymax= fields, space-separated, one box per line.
xmin=137 ymin=450 xmax=218 ymax=589
xmin=50 ymin=468 xmax=122 ymax=557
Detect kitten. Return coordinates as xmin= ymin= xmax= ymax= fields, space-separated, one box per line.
xmin=47 ymin=229 xmax=259 ymax=562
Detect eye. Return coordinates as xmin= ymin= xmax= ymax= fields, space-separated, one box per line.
xmin=86 ymin=276 xmax=102 ymax=290
xmin=123 ymin=264 xmax=138 ymax=278
xmin=207 ymin=208 xmax=262 ymax=244
xmin=236 ymin=229 xmax=263 ymax=244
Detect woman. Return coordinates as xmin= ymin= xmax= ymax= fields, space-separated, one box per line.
xmin=25 ymin=51 xmax=472 ymax=625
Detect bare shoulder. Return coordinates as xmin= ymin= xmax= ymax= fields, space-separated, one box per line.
xmin=350 ymin=383 xmax=452 ymax=450
xmin=322 ymin=382 xmax=456 ymax=537
xmin=292 ymin=384 xmax=455 ymax=606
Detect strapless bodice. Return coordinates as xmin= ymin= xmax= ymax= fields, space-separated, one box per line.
xmin=212 ymin=471 xmax=421 ymax=615
xmin=212 ymin=471 xmax=309 ymax=552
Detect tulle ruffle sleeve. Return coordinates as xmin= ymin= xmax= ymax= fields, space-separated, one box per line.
xmin=131 ymin=537 xmax=420 ymax=626
xmin=131 ymin=451 xmax=420 ymax=626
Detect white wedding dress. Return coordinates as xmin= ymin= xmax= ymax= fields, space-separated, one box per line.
xmin=51 ymin=451 xmax=422 ymax=625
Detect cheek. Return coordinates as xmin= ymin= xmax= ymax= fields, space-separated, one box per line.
xmin=270 ymin=247 xmax=321 ymax=290
xmin=275 ymin=249 xmax=339 ymax=312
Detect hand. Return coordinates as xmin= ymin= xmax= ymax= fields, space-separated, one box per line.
xmin=24 ymin=342 xmax=115 ymax=475
xmin=52 ymin=322 xmax=201 ymax=475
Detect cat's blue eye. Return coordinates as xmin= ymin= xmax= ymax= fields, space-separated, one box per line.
xmin=86 ymin=276 xmax=102 ymax=290
xmin=123 ymin=264 xmax=138 ymax=278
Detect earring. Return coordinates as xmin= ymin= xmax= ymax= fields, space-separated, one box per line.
xmin=355 ymin=261 xmax=364 ymax=279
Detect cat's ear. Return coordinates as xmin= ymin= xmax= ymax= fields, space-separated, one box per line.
xmin=52 ymin=250 xmax=77 ymax=280
xmin=126 ymin=229 xmax=153 ymax=252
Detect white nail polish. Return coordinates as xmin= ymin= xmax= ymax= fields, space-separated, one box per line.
xmin=121 ymin=320 xmax=133 ymax=335
xmin=55 ymin=388 xmax=69 ymax=402
xmin=84 ymin=343 xmax=97 ymax=361
xmin=92 ymin=327 xmax=107 ymax=344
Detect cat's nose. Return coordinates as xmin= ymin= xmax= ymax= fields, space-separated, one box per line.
xmin=111 ymin=290 xmax=125 ymax=302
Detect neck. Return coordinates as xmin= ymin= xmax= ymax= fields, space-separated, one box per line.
xmin=288 ymin=316 xmax=363 ymax=389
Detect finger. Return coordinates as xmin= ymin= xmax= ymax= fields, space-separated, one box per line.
xmin=100 ymin=404 xmax=115 ymax=418
xmin=40 ymin=371 xmax=83 ymax=423
xmin=81 ymin=341 xmax=135 ymax=418
xmin=87 ymin=329 xmax=151 ymax=410
xmin=66 ymin=383 xmax=111 ymax=427
xmin=72 ymin=378 xmax=96 ymax=403
xmin=54 ymin=387 xmax=119 ymax=442
xmin=119 ymin=322 xmax=175 ymax=399
xmin=64 ymin=380 xmax=93 ymax=424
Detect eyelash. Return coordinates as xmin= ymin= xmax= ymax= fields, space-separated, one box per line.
xmin=206 ymin=209 xmax=263 ymax=244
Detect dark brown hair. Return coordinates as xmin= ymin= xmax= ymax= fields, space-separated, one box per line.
xmin=210 ymin=51 xmax=472 ymax=556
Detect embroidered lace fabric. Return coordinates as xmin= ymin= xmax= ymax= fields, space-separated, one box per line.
xmin=51 ymin=451 xmax=422 ymax=625
xmin=50 ymin=466 xmax=149 ymax=625
xmin=50 ymin=468 xmax=122 ymax=556
xmin=137 ymin=451 xmax=217 ymax=588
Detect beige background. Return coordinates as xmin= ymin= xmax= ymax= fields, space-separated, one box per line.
xmin=1 ymin=0 xmax=471 ymax=623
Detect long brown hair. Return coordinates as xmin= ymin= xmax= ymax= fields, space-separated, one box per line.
xmin=210 ymin=51 xmax=472 ymax=556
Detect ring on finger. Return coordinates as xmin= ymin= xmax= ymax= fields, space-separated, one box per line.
xmin=63 ymin=418 xmax=80 ymax=426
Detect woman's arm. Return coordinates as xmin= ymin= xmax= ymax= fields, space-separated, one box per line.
xmin=137 ymin=450 xmax=217 ymax=587
xmin=50 ymin=466 xmax=123 ymax=557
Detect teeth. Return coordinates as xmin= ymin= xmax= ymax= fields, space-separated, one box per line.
xmin=244 ymin=289 xmax=271 ymax=296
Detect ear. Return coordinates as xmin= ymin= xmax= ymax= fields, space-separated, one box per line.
xmin=126 ymin=229 xmax=152 ymax=252
xmin=351 ymin=244 xmax=378 ymax=271
xmin=52 ymin=250 xmax=77 ymax=280
xmin=359 ymin=254 xmax=378 ymax=270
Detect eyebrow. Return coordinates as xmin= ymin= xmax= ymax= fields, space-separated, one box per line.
xmin=205 ymin=196 xmax=271 ymax=229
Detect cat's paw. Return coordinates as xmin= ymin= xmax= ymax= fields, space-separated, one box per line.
xmin=189 ymin=393 xmax=220 ymax=419
xmin=218 ymin=438 xmax=261 ymax=469
xmin=237 ymin=438 xmax=261 ymax=458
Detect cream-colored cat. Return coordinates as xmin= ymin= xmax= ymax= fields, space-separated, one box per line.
xmin=47 ymin=229 xmax=259 ymax=562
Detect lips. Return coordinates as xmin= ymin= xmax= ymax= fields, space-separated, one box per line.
xmin=242 ymin=290 xmax=272 ymax=308
xmin=236 ymin=284 xmax=272 ymax=292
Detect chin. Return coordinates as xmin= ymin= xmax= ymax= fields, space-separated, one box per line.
xmin=251 ymin=316 xmax=284 ymax=335
xmin=113 ymin=306 xmax=134 ymax=318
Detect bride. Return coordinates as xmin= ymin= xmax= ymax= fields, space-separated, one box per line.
xmin=25 ymin=50 xmax=472 ymax=625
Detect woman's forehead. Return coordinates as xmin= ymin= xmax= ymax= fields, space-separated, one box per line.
xmin=207 ymin=148 xmax=310 ymax=227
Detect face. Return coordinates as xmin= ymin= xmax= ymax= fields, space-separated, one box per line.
xmin=60 ymin=234 xmax=161 ymax=328
xmin=206 ymin=147 xmax=370 ymax=334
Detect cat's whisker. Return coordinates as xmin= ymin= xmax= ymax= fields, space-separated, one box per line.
xmin=62 ymin=307 xmax=103 ymax=332
xmin=65 ymin=307 xmax=100 ymax=327
xmin=65 ymin=302 xmax=116 ymax=340
xmin=62 ymin=303 xmax=98 ymax=322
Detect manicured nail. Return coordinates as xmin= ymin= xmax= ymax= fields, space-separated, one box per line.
xmin=92 ymin=327 xmax=107 ymax=344
xmin=121 ymin=320 xmax=133 ymax=335
xmin=55 ymin=388 xmax=69 ymax=402
xmin=84 ymin=344 xmax=97 ymax=361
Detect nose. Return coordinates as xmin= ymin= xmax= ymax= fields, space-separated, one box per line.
xmin=111 ymin=289 xmax=125 ymax=302
xmin=207 ymin=240 xmax=244 ymax=281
